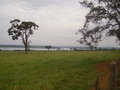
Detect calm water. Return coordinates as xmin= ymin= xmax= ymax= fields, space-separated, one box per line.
xmin=0 ymin=47 xmax=53 ymax=51
xmin=0 ymin=47 xmax=64 ymax=51
xmin=1 ymin=46 xmax=119 ymax=51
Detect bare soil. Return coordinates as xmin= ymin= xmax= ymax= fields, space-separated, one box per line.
xmin=92 ymin=60 xmax=120 ymax=90
xmin=96 ymin=61 xmax=111 ymax=90
xmin=91 ymin=61 xmax=111 ymax=90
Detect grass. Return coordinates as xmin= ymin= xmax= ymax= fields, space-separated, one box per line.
xmin=0 ymin=50 xmax=119 ymax=90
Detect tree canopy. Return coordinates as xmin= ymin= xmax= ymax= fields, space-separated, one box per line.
xmin=77 ymin=0 xmax=120 ymax=48
xmin=8 ymin=19 xmax=39 ymax=54
xmin=45 ymin=46 xmax=52 ymax=50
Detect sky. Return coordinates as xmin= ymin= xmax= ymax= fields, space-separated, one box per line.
xmin=0 ymin=0 xmax=119 ymax=47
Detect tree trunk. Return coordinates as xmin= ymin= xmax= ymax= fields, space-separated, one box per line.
xmin=25 ymin=43 xmax=28 ymax=54
xmin=25 ymin=30 xmax=28 ymax=54
xmin=22 ymin=37 xmax=28 ymax=54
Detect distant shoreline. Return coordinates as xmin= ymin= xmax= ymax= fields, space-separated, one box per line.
xmin=0 ymin=45 xmax=120 ymax=51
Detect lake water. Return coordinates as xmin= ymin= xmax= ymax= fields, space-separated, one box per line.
xmin=0 ymin=47 xmax=67 ymax=51
xmin=1 ymin=46 xmax=119 ymax=51
xmin=0 ymin=47 xmax=53 ymax=51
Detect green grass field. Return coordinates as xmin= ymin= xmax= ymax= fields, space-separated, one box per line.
xmin=0 ymin=51 xmax=119 ymax=90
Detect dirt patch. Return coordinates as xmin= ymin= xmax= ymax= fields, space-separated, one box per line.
xmin=92 ymin=60 xmax=120 ymax=90
xmin=92 ymin=61 xmax=111 ymax=90
xmin=96 ymin=62 xmax=111 ymax=90
xmin=96 ymin=61 xmax=110 ymax=72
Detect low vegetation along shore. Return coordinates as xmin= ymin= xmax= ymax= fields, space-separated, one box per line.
xmin=0 ymin=51 xmax=119 ymax=90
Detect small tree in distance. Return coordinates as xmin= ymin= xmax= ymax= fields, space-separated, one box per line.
xmin=8 ymin=19 xmax=39 ymax=54
xmin=45 ymin=46 xmax=52 ymax=51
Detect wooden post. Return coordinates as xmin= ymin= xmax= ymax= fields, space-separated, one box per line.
xmin=110 ymin=61 xmax=116 ymax=90
xmin=117 ymin=69 xmax=120 ymax=85
xmin=95 ymin=78 xmax=100 ymax=90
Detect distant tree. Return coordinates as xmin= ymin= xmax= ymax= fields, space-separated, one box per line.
xmin=77 ymin=0 xmax=120 ymax=49
xmin=45 ymin=46 xmax=52 ymax=51
xmin=73 ymin=48 xmax=77 ymax=51
xmin=8 ymin=19 xmax=39 ymax=54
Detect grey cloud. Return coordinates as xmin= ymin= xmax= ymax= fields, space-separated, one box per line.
xmin=23 ymin=0 xmax=78 ymax=7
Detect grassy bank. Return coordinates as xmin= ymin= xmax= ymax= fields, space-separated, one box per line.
xmin=0 ymin=51 xmax=119 ymax=90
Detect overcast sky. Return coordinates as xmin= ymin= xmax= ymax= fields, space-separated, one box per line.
xmin=0 ymin=0 xmax=119 ymax=47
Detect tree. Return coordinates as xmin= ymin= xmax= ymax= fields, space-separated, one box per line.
xmin=77 ymin=0 xmax=120 ymax=49
xmin=45 ymin=46 xmax=52 ymax=51
xmin=8 ymin=19 xmax=39 ymax=54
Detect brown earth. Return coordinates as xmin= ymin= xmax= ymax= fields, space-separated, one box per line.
xmin=92 ymin=60 xmax=120 ymax=90
xmin=91 ymin=61 xmax=111 ymax=90
xmin=95 ymin=61 xmax=111 ymax=90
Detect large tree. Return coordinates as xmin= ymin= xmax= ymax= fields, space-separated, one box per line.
xmin=77 ymin=0 xmax=120 ymax=49
xmin=8 ymin=19 xmax=39 ymax=54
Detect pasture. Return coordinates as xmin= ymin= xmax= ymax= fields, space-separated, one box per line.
xmin=0 ymin=51 xmax=119 ymax=90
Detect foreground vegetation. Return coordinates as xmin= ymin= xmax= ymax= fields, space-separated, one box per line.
xmin=0 ymin=51 xmax=119 ymax=90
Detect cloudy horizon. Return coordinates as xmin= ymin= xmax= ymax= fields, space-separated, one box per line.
xmin=0 ymin=0 xmax=120 ymax=47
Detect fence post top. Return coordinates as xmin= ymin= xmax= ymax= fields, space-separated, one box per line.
xmin=111 ymin=61 xmax=116 ymax=65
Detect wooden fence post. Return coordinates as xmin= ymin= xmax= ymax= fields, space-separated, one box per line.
xmin=117 ymin=69 xmax=120 ymax=86
xmin=95 ymin=78 xmax=100 ymax=90
xmin=110 ymin=61 xmax=116 ymax=90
